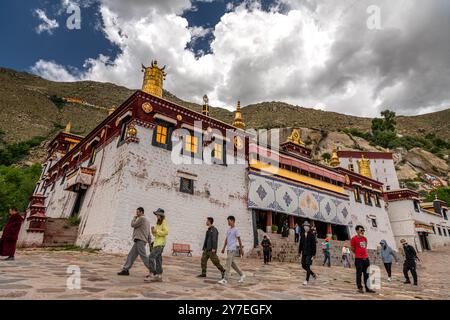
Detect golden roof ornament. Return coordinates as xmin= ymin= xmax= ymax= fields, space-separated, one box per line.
xmin=108 ymin=105 xmax=116 ymax=115
xmin=329 ymin=146 xmax=341 ymax=167
xmin=64 ymin=121 xmax=72 ymax=133
xmin=202 ymin=94 xmax=209 ymax=117
xmin=286 ymin=129 xmax=305 ymax=147
xmin=232 ymin=100 xmax=245 ymax=129
xmin=357 ymin=154 xmax=372 ymax=179
xmin=141 ymin=60 xmax=166 ymax=98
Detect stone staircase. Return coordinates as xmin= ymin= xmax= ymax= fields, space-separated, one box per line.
xmin=43 ymin=218 xmax=79 ymax=247
xmin=249 ymin=230 xmax=384 ymax=266
xmin=249 ymin=231 xmax=300 ymax=263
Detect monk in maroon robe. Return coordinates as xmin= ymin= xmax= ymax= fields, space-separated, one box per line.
xmin=0 ymin=207 xmax=24 ymax=261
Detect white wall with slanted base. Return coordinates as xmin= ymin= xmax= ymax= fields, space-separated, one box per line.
xmin=113 ymin=125 xmax=254 ymax=256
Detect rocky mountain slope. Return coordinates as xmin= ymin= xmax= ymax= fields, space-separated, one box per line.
xmin=1 ymin=67 xmax=449 ymax=188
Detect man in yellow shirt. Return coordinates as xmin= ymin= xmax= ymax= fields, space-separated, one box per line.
xmin=145 ymin=208 xmax=168 ymax=282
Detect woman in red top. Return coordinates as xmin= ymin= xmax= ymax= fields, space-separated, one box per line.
xmin=350 ymin=225 xmax=376 ymax=294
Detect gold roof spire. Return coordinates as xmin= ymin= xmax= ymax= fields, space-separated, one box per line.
xmin=357 ymin=154 xmax=372 ymax=179
xmin=64 ymin=121 xmax=72 ymax=133
xmin=329 ymin=146 xmax=341 ymax=167
xmin=286 ymin=129 xmax=305 ymax=147
xmin=108 ymin=105 xmax=116 ymax=115
xmin=141 ymin=60 xmax=166 ymax=98
xmin=232 ymin=101 xmax=245 ymax=129
xmin=202 ymin=94 xmax=209 ymax=117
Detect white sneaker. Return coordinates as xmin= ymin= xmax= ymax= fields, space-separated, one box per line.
xmin=387 ymin=277 xmax=392 ymax=282
xmin=218 ymin=279 xmax=228 ymax=285
xmin=238 ymin=274 xmax=246 ymax=283
xmin=303 ymin=281 xmax=308 ymax=286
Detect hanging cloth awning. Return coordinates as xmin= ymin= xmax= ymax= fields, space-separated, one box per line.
xmin=65 ymin=167 xmax=96 ymax=191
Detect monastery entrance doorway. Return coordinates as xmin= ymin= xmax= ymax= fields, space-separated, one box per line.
xmin=70 ymin=188 xmax=87 ymax=217
xmin=418 ymin=232 xmax=431 ymax=251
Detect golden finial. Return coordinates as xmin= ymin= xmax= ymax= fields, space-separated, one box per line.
xmin=329 ymin=146 xmax=341 ymax=167
xmin=64 ymin=121 xmax=72 ymax=133
xmin=232 ymin=100 xmax=245 ymax=129
xmin=202 ymin=94 xmax=209 ymax=117
xmin=286 ymin=129 xmax=305 ymax=147
xmin=141 ymin=60 xmax=166 ymax=98
xmin=357 ymin=154 xmax=372 ymax=179
xmin=108 ymin=105 xmax=116 ymax=115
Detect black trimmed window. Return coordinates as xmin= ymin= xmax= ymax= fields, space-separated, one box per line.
xmin=88 ymin=141 xmax=99 ymax=166
xmin=371 ymin=218 xmax=377 ymax=228
xmin=375 ymin=193 xmax=381 ymax=207
xmin=444 ymin=228 xmax=448 ymax=237
xmin=117 ymin=115 xmax=132 ymax=147
xmin=180 ymin=177 xmax=194 ymax=194
xmin=212 ymin=138 xmax=226 ymax=165
xmin=443 ymin=209 xmax=448 ymax=220
xmin=152 ymin=120 xmax=173 ymax=150
xmin=60 ymin=166 xmax=68 ymax=185
xmin=438 ymin=227 xmax=442 ymax=236
xmin=354 ymin=187 xmax=362 ymax=203
xmin=182 ymin=131 xmax=202 ymax=159
xmin=364 ymin=190 xmax=372 ymax=206
xmin=348 ymin=164 xmax=354 ymax=172
xmin=413 ymin=200 xmax=421 ymax=213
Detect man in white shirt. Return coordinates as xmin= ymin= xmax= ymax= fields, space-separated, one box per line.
xmin=218 ymin=215 xmax=245 ymax=284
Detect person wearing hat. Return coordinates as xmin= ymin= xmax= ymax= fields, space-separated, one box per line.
xmin=118 ymin=207 xmax=151 ymax=276
xmin=145 ymin=208 xmax=169 ymax=282
xmin=298 ymin=221 xmax=317 ymax=285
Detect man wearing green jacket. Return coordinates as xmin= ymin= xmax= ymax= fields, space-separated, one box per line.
xmin=198 ymin=217 xmax=226 ymax=279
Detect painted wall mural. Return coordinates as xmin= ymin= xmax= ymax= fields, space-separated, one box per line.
xmin=248 ymin=172 xmax=351 ymax=226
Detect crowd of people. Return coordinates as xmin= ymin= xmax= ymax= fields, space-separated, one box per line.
xmin=1 ymin=206 xmax=421 ymax=293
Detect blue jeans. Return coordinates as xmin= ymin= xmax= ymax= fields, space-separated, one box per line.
xmin=323 ymin=251 xmax=331 ymax=267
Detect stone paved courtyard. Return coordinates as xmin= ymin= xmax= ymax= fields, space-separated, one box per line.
xmin=1 ymin=246 xmax=449 ymax=300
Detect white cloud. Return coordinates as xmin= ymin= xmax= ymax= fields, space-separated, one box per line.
xmin=31 ymin=60 xmax=78 ymax=81
xmin=34 ymin=9 xmax=59 ymax=35
xmin=30 ymin=0 xmax=450 ymax=117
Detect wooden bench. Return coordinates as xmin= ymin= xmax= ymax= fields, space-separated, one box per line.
xmin=172 ymin=243 xmax=193 ymax=256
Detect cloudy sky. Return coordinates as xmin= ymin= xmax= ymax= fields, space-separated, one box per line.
xmin=1 ymin=0 xmax=450 ymax=117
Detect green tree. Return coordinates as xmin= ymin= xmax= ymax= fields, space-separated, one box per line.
xmin=0 ymin=164 xmax=42 ymax=229
xmin=425 ymin=187 xmax=450 ymax=206
xmin=380 ymin=110 xmax=397 ymax=132
xmin=322 ymin=152 xmax=331 ymax=161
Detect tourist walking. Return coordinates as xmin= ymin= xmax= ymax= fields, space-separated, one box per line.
xmin=342 ymin=245 xmax=351 ymax=268
xmin=198 ymin=217 xmax=225 ymax=279
xmin=322 ymin=238 xmax=331 ymax=267
xmin=218 ymin=216 xmax=245 ymax=284
xmin=146 ymin=208 xmax=169 ymax=282
xmin=281 ymin=221 xmax=289 ymax=238
xmin=298 ymin=221 xmax=317 ymax=286
xmin=380 ymin=240 xmax=398 ymax=282
xmin=0 ymin=207 xmax=24 ymax=261
xmin=261 ymin=235 xmax=272 ymax=265
xmin=118 ymin=207 xmax=151 ymax=276
xmin=294 ymin=223 xmax=300 ymax=243
xmin=350 ymin=225 xmax=376 ymax=294
xmin=400 ymin=239 xmax=419 ymax=286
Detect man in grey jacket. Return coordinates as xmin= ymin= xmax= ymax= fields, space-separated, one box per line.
xmin=379 ymin=239 xmax=398 ymax=282
xmin=197 ymin=217 xmax=226 ymax=279
xmin=118 ymin=207 xmax=151 ymax=276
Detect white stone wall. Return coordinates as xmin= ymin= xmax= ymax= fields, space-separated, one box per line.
xmin=339 ymin=157 xmax=400 ymax=191
xmin=387 ymin=199 xmax=450 ymax=252
xmin=346 ymin=192 xmax=397 ymax=251
xmin=386 ymin=200 xmax=418 ymax=249
xmin=116 ymin=125 xmax=254 ymax=256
